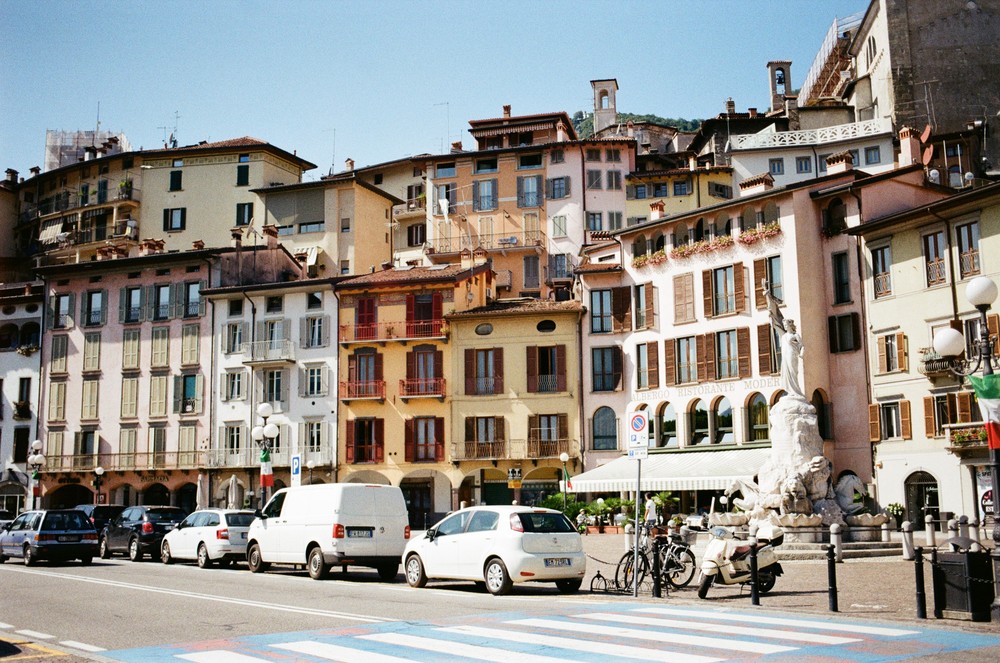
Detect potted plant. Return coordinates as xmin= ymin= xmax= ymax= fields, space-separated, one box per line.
xmin=885 ymin=502 xmax=905 ymax=530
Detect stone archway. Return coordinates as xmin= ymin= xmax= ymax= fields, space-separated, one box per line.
xmin=177 ymin=482 xmax=197 ymax=514
xmin=144 ymin=483 xmax=170 ymax=506
xmin=399 ymin=469 xmax=451 ymax=530
xmin=47 ymin=484 xmax=92 ymax=509
xmin=905 ymin=471 xmax=939 ymax=531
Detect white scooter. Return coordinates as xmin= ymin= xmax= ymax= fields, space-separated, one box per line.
xmin=697 ymin=522 xmax=784 ymax=599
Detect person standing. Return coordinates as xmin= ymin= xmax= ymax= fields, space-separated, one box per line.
xmin=644 ymin=493 xmax=658 ymax=527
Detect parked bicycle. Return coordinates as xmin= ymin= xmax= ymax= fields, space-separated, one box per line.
xmin=614 ymin=522 xmax=697 ymax=592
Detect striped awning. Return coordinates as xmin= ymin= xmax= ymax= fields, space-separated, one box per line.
xmin=567 ymin=447 xmax=771 ymax=493
xmin=38 ymin=218 xmax=65 ymax=244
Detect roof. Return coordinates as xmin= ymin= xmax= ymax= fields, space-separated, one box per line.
xmin=448 ymin=298 xmax=584 ymax=318
xmin=336 ymin=262 xmax=492 ymax=289
xmin=143 ymin=136 xmax=317 ymax=170
xmin=847 ymin=181 xmax=1000 ymax=235
xmin=574 ymin=261 xmax=622 ymax=275
xmin=251 ymin=173 xmax=404 ymax=205
xmin=35 ymin=246 xmax=232 ymax=276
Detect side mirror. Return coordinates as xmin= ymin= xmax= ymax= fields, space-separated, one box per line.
xmin=254 ymin=509 xmax=264 ymax=519
xmin=425 ymin=528 xmax=436 ymax=541
xmin=1 ymin=523 xmax=11 ymax=532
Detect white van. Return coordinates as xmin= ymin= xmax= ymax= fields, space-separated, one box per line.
xmin=246 ymin=483 xmax=410 ymax=580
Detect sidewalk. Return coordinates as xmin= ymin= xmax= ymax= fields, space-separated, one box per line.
xmin=580 ymin=531 xmax=1000 ymax=634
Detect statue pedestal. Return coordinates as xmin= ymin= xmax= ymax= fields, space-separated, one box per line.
xmin=846 ymin=526 xmax=882 ymax=543
xmin=782 ymin=526 xmax=828 ymax=544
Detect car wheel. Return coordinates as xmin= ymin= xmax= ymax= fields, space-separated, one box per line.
xmin=80 ymin=556 xmax=93 ymax=566
xmin=128 ymin=537 xmax=143 ymax=562
xmin=197 ymin=544 xmax=213 ymax=569
xmin=404 ymin=555 xmax=427 ymax=588
xmin=99 ymin=537 xmax=111 ymax=559
xmin=484 ymin=558 xmax=512 ymax=596
xmin=757 ymin=570 xmax=777 ymax=594
xmin=307 ymin=546 xmax=328 ymax=580
xmin=376 ymin=562 xmax=398 ymax=582
xmin=247 ymin=544 xmax=269 ymax=573
xmin=0 ymin=552 xmax=7 ymax=564
xmin=161 ymin=541 xmax=174 ymax=565
xmin=697 ymin=572 xmax=714 ymax=599
xmin=23 ymin=545 xmax=36 ymax=567
xmin=555 ymin=578 xmax=583 ymax=594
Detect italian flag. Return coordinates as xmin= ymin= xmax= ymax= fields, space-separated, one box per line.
xmin=968 ymin=374 xmax=1000 ymax=450
xmin=564 ymin=467 xmax=573 ymax=491
xmin=260 ymin=447 xmax=274 ymax=488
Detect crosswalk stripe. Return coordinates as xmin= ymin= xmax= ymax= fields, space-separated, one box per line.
xmin=578 ymin=612 xmax=860 ymax=645
xmin=0 ymin=622 xmax=12 ymax=629
xmin=177 ymin=651 xmax=270 ymax=662
xmin=274 ymin=640 xmax=416 ymax=662
xmin=15 ymin=629 xmax=54 ymax=639
xmin=358 ymin=632 xmax=573 ymax=663
xmin=635 ymin=607 xmax=921 ymax=636
xmin=60 ymin=640 xmax=106 ymax=652
xmin=508 ymin=617 xmax=795 ymax=655
xmin=442 ymin=624 xmax=723 ymax=662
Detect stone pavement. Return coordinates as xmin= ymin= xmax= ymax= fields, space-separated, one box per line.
xmin=580 ymin=530 xmax=1000 ymax=634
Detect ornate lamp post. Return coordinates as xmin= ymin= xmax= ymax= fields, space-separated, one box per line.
xmin=92 ymin=466 xmax=105 ymax=505
xmin=28 ymin=440 xmax=45 ymax=509
xmin=932 ymin=275 xmax=1000 ymax=621
xmin=559 ymin=452 xmax=570 ymax=512
xmin=251 ymin=402 xmax=279 ymax=507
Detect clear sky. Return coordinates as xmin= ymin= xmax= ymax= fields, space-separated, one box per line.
xmin=1 ymin=0 xmax=869 ymax=180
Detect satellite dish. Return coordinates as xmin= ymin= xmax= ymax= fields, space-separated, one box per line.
xmin=921 ymin=146 xmax=934 ymax=166
xmin=929 ymin=169 xmax=940 ymax=183
xmin=920 ymin=124 xmax=932 ymax=144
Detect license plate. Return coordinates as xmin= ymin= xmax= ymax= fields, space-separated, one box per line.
xmin=240 ymin=532 xmax=247 ymax=540
xmin=57 ymin=535 xmax=79 ymax=542
xmin=545 ymin=557 xmax=571 ymax=567
xmin=347 ymin=529 xmax=372 ymax=538
xmin=163 ymin=524 xmax=175 ymax=530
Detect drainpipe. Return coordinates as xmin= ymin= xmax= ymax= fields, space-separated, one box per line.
xmin=928 ymin=207 xmax=961 ymax=324
xmin=242 ymin=289 xmax=257 ymax=473
xmin=332 ymin=288 xmax=341 ymax=483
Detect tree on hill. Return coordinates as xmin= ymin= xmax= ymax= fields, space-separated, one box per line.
xmin=571 ymin=111 xmax=701 ymax=138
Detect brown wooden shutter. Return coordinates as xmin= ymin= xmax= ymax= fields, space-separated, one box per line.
xmin=557 ymin=344 xmax=567 ymax=391
xmin=526 ymin=346 xmax=538 ymax=392
xmin=612 ymin=346 xmax=624 ymax=390
xmin=406 ymin=350 xmax=416 ymax=381
xmin=348 ymin=354 xmax=357 ymax=382
xmin=896 ymin=332 xmax=908 ymax=371
xmin=737 ymin=327 xmax=751 ymax=378
xmin=758 ymin=324 xmax=772 ymax=376
xmin=558 ymin=414 xmax=568 ymax=443
xmin=496 ymin=416 xmax=506 ymax=443
xmin=702 ymin=271 xmax=713 ymax=318
xmin=404 ymin=419 xmax=415 ymax=462
xmin=868 ymin=405 xmax=881 ymax=442
xmin=696 ymin=334 xmax=707 ymax=382
xmin=375 ymin=419 xmax=385 ymax=461
xmin=495 ymin=347 xmax=504 ymax=392
xmin=662 ymin=338 xmax=676 ymax=386
xmin=877 ymin=336 xmax=887 ymax=374
xmin=375 ymin=353 xmax=383 ymax=380
xmin=465 ymin=349 xmax=475 ymax=394
xmin=647 ymin=341 xmax=659 ymax=388
xmin=734 ymin=263 xmax=746 ymax=314
xmin=923 ymin=396 xmax=936 ymax=437
xmin=989 ymin=313 xmax=999 ymax=355
xmin=957 ymin=392 xmax=973 ymax=422
xmin=643 ymin=282 xmax=655 ymax=328
xmin=900 ymin=400 xmax=912 ymax=439
xmin=753 ymin=259 xmax=767 ymax=309
xmin=704 ymin=333 xmax=717 ymax=382
xmin=434 ymin=417 xmax=445 ymax=461
xmin=346 ymin=420 xmax=356 ymax=463
xmin=612 ymin=286 xmax=632 ymax=332
xmin=528 ymin=415 xmax=539 ymax=443
xmin=465 ymin=417 xmax=475 ymax=442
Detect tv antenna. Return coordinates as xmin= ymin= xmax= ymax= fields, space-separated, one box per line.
xmin=158 ymin=111 xmax=180 ymax=147
xmin=434 ymin=101 xmax=450 ymax=152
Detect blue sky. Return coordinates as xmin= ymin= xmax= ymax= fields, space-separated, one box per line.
xmin=1 ymin=0 xmax=868 ymax=180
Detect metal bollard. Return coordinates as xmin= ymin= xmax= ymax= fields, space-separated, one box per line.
xmin=826 ymin=544 xmax=839 ymax=612
xmin=901 ymin=521 xmax=915 ymax=560
xmin=913 ymin=546 xmax=926 ymax=619
xmin=749 ymin=536 xmax=760 ymax=606
xmin=958 ymin=515 xmax=969 ymax=540
xmin=930 ymin=548 xmax=941 ymax=619
xmin=881 ymin=522 xmax=890 ymax=543
xmin=830 ymin=523 xmax=843 ymax=563
xmin=970 ymin=518 xmax=982 ymax=551
xmin=924 ymin=514 xmax=936 ymax=548
xmin=652 ymin=538 xmax=662 ymax=599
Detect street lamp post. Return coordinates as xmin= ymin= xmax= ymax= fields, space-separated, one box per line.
xmin=306 ymin=460 xmax=315 ymax=485
xmin=559 ymin=452 xmax=569 ymax=512
xmin=92 ymin=466 xmax=105 ymax=505
xmin=932 ymin=275 xmax=1000 ymax=622
xmin=251 ymin=402 xmax=279 ymax=508
xmin=28 ymin=440 xmax=45 ymax=510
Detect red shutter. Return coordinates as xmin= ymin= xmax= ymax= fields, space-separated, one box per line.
xmin=465 ymin=417 xmax=475 ymax=442
xmin=432 ymin=292 xmax=443 ymax=334
xmin=375 ymin=419 xmax=385 ymax=461
xmin=435 ymin=417 xmax=445 ymax=461
xmin=405 ymin=419 xmax=415 ymax=462
xmin=758 ymin=324 xmax=772 ymax=376
xmin=662 ymin=338 xmax=675 ymax=386
xmin=465 ymin=349 xmax=475 ymax=394
xmin=556 ymin=344 xmax=567 ymax=391
xmin=375 ymin=353 xmax=383 ymax=380
xmin=346 ymin=420 xmax=355 ymax=463
xmin=406 ymin=350 xmax=416 ymax=381
xmin=434 ymin=350 xmax=443 ymax=382
xmin=737 ymin=327 xmax=751 ymax=378
xmin=526 ymin=346 xmax=538 ymax=392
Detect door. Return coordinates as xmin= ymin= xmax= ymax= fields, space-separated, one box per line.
xmin=255 ymin=491 xmax=289 ymax=562
xmin=460 ymin=509 xmax=499 ymax=576
xmin=400 ymin=482 xmax=432 ymax=530
xmin=108 ymin=508 xmax=137 ymax=550
xmin=173 ymin=512 xmax=202 ymax=558
xmin=423 ymin=510 xmax=471 ymax=578
xmin=356 ymin=298 xmax=376 ymax=340
xmin=905 ymin=471 xmax=939 ymax=531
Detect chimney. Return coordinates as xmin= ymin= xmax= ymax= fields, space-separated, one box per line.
xmin=626 ymin=120 xmax=635 ymax=138
xmin=472 ymin=247 xmax=488 ymax=267
xmin=898 ymin=126 xmax=920 ymax=167
xmin=460 ymin=248 xmax=473 ymax=270
xmin=29 ymin=166 xmax=40 ymax=177
xmin=345 ymin=158 xmax=354 ymax=172
xmin=450 ymin=141 xmax=463 ymax=153
xmin=725 ymin=98 xmax=736 ymax=115
xmin=262 ymin=224 xmax=279 ymax=249
xmin=649 ymin=200 xmax=665 ymax=221
xmin=192 ymin=240 xmax=205 ymax=250
xmin=503 ymin=105 xmax=511 ymax=118
xmin=738 ymin=172 xmax=775 ymax=196
xmin=556 ymin=120 xmax=568 ymax=143
xmin=5 ymin=168 xmax=17 ymax=183
xmin=826 ymin=151 xmax=854 ymax=175
xmin=748 ymin=108 xmax=758 ymax=118
xmin=688 ymin=155 xmax=697 ymax=171
xmin=231 ymin=229 xmax=243 ymax=249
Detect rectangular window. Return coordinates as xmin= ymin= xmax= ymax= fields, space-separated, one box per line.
xmin=634 ymin=284 xmax=649 ymax=329
xmin=305 ymin=421 xmax=323 ymax=453
xmin=151 ymin=327 xmax=169 ymax=367
xmin=225 ymin=370 xmax=244 ymax=401
xmin=163 ymin=208 xmax=186 ymax=231
xmin=264 ymin=369 xmax=284 ymax=403
xmin=83 ymin=333 xmax=101 ymax=371
xmin=225 ymin=322 xmax=244 ymax=354
xmin=351 ymin=418 xmax=380 ymax=463
xmin=768 ymin=158 xmax=784 ymax=176
xmin=923 ymin=231 xmax=947 ymax=285
xmin=54 ymin=293 xmax=72 ymax=328
xmin=304 ymin=316 xmax=326 ymax=348
xmin=181 ymin=324 xmax=199 ymax=364
xmin=81 ymin=379 xmax=99 ymax=419
xmin=517 ymin=175 xmax=541 ymax=207
xmin=435 ymin=184 xmax=455 ymax=214
xmin=225 ymin=425 xmax=242 ymax=455
xmin=592 ymin=347 xmax=620 ymax=392
xmin=833 ymin=252 xmax=851 ymax=303
xmin=606 ymin=148 xmax=621 ymax=162
xmin=652 ymin=183 xmax=668 ymax=198
xmin=677 ymin=336 xmax=697 ymax=383
xmin=957 ymin=221 xmax=981 ymax=278
xmin=472 ymin=349 xmax=499 ymax=395
xmin=413 ymin=417 xmax=438 ymax=461
xmin=551 ymin=215 xmax=567 ymax=238
xmin=340 ymin=217 xmax=351 ymax=232
xmin=636 ymin=343 xmax=649 ymax=390
xmin=765 ymin=255 xmax=783 ymax=301
xmin=606 ymin=170 xmax=622 ymax=190
xmin=712 ymin=265 xmax=736 ymax=315
xmin=122 ymin=329 xmax=140 ymax=369
xmin=673 ymin=180 xmax=691 ymax=196
xmin=523 ymin=255 xmax=540 ymax=289
xmin=864 ymin=146 xmax=881 ymax=165
xmin=299 ymin=221 xmax=324 ymax=233
xmin=153 ymin=284 xmax=171 ymax=319
xmin=547 ymin=176 xmax=568 ymax=199
xmin=634 ymin=184 xmax=647 ymax=199
xmin=590 ymin=290 xmax=612 ymax=333
xmin=236 ymin=164 xmax=250 ymax=186
xmin=407 ymin=223 xmax=426 ymax=247
xmin=872 ymin=245 xmax=892 ymax=298
xmin=796 ymin=157 xmax=812 ymax=174
xmin=472 ymin=179 xmax=497 ymax=211
xmin=85 ymin=290 xmax=105 ymax=326
xmin=149 ymin=376 xmax=167 ymax=416
xmin=475 ymin=157 xmax=497 ymax=173
xmin=608 ymin=211 xmax=623 ymax=230
xmin=586 ymin=170 xmax=603 ymax=190
xmin=818 ymin=154 xmax=831 ymax=173
xmin=169 ymin=170 xmax=182 ymax=191
xmin=51 ymin=335 xmax=68 ymax=373
xmin=716 ymin=330 xmax=739 ymax=379
xmin=880 ymin=403 xmax=901 ymax=439
xmin=517 ymin=154 xmax=542 ymax=169
xmin=828 ymin=313 xmax=860 ymax=352
xmin=175 ymin=374 xmax=201 ymax=413
xmin=236 ymin=202 xmax=253 ymax=226
xmin=123 ymin=286 xmax=142 ymax=322
xmin=585 ymin=148 xmax=601 ymax=162
xmin=266 ymin=296 xmax=283 ymax=313
xmin=435 ymin=162 xmax=456 ymax=178
xmin=183 ymin=281 xmax=201 ymax=317
xmin=586 ymin=212 xmax=603 ymax=231
xmin=550 ymin=149 xmax=564 ymax=164
xmin=304 ymin=365 xmax=326 ymax=397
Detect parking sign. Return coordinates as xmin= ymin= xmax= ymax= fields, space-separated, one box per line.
xmin=627 ymin=411 xmax=648 ymax=449
xmin=290 ymin=454 xmax=301 ymax=487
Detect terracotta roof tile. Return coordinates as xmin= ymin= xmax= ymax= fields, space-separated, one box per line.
xmin=337 ymin=263 xmax=487 ymax=288
xmin=449 ymin=298 xmax=583 ymax=317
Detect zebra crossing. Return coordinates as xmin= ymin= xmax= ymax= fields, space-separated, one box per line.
xmin=105 ymin=602 xmax=1000 ymax=662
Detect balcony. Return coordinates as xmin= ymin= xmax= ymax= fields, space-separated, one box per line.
xmin=731 ymin=118 xmax=891 ymax=150
xmin=12 ymin=400 xmax=31 ymax=420
xmin=429 ymin=230 xmax=543 ymax=255
xmin=465 ymin=376 xmax=504 ymax=396
xmin=917 ymin=349 xmax=955 ymax=378
xmin=456 ymin=440 xmax=507 ymax=460
xmin=946 ymin=424 xmax=989 ymax=458
xmin=452 ymin=438 xmax=572 ymax=461
xmin=874 ymin=272 xmax=892 ymax=298
xmin=339 ymin=319 xmax=447 ymax=345
xmin=206 ymin=447 xmax=333 ymax=469
xmin=42 ymin=451 xmax=205 ymax=473
xmin=240 ymin=339 xmax=295 ymax=365
xmin=339 ymin=380 xmax=385 ymax=401
xmin=399 ymin=377 xmax=446 ymax=400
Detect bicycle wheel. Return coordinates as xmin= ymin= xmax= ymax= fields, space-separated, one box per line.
xmin=663 ymin=547 xmax=697 ymax=589
xmin=615 ymin=550 xmax=650 ymax=591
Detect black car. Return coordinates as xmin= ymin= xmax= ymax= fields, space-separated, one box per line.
xmin=0 ymin=509 xmax=98 ymax=565
xmin=75 ymin=504 xmax=126 ymax=533
xmin=100 ymin=505 xmax=187 ymax=561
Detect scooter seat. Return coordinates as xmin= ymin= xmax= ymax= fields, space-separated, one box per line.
xmin=731 ymin=545 xmax=752 ymax=560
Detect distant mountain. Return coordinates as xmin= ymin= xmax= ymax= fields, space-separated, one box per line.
xmin=571 ymin=111 xmax=701 ymax=138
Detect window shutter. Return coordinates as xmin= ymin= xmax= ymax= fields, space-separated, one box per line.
xmin=564 ymin=177 xmax=571 ymax=197
xmin=434 ymin=350 xmax=443 ymax=381
xmin=465 ymin=417 xmax=475 ymax=443
xmin=696 ymin=334 xmax=708 ymax=383
xmin=432 ymin=292 xmax=443 ymax=326
xmin=194 ymin=374 xmax=204 ymax=413
xmin=702 ymin=271 xmax=713 ymax=318
xmin=298 ymin=367 xmax=307 ymax=397
xmin=923 ymin=396 xmax=936 ymax=437
xmin=321 ymin=316 xmax=330 ymax=346
xmin=556 ymin=344 xmax=567 ymax=391
xmin=900 ymin=400 xmax=912 ymax=439
xmin=528 ymin=415 xmax=539 ymax=443
xmin=405 ymin=349 xmax=416 ymax=381
xmin=704 ymin=333 xmax=716 ymax=381
xmin=850 ymin=312 xmax=861 ymax=351
xmin=434 ymin=417 xmax=445 ymax=461
xmin=869 ymin=404 xmax=881 ymax=442
xmin=827 ymin=316 xmax=838 ymax=353
xmin=626 ymin=185 xmax=635 ymax=199
xmin=163 ymin=209 xmax=170 ymax=232
xmin=496 ymin=416 xmax=506 ymax=443
xmin=558 ymin=414 xmax=568 ymax=443
xmin=180 ymin=208 xmax=187 ymax=229
xmin=198 ymin=280 xmax=207 ymax=316
xmin=946 ymin=393 xmax=957 ymax=428
xmin=758 ymin=324 xmax=773 ymax=375
xmin=734 ymin=264 xmax=746 ymax=314
xmin=405 ymin=294 xmax=415 ymax=333
xmin=172 ymin=376 xmax=182 ymax=413
xmin=989 ymin=313 xmax=999 ymax=355
xmin=526 ymin=346 xmax=538 ymax=392
xmin=465 ymin=349 xmax=475 ymax=394
xmin=472 ymin=181 xmax=480 ymax=210
xmin=737 ymin=327 xmax=751 ymax=378
xmin=643 ymin=283 xmax=655 ymax=328
xmin=612 ymin=286 xmax=631 ymax=332
xmin=753 ymin=259 xmax=767 ymax=309
xmin=957 ymin=392 xmax=973 ymax=422
xmin=612 ymin=346 xmax=623 ymax=390
xmin=545 ymin=178 xmax=553 ymax=199
xmin=118 ymin=288 xmax=127 ymax=323
xmin=375 ymin=353 xmax=383 ymax=381
xmin=404 ymin=419 xmax=414 ymax=462
xmin=662 ymin=338 xmax=675 ymax=386
xmin=345 ymin=421 xmax=355 ymax=463
xmin=67 ymin=293 xmax=75 ymax=327
xmin=375 ymin=419 xmax=385 ymax=462
xmin=300 ymin=318 xmax=309 ymax=348
xmin=896 ymin=332 xmax=907 ymax=371
xmin=647 ymin=341 xmax=659 ymax=388
xmin=495 ymin=348 xmax=504 ymax=392
xmin=516 ymin=176 xmax=524 ymax=208
xmin=877 ymin=336 xmax=887 ymax=374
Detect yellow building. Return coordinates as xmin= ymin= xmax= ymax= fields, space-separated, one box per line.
xmin=625 ymin=165 xmax=734 ymax=226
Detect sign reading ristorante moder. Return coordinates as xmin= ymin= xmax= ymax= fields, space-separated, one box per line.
xmin=631 ymin=377 xmax=781 ymax=403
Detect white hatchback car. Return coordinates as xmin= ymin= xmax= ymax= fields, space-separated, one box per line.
xmin=403 ymin=505 xmax=586 ymax=595
xmin=160 ymin=509 xmax=254 ymax=568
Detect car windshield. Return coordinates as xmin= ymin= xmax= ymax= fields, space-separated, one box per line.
xmin=42 ymin=511 xmax=91 ymax=530
xmin=146 ymin=509 xmax=184 ymax=523
xmin=515 ymin=512 xmax=575 ymax=533
xmin=226 ymin=513 xmax=254 ymax=527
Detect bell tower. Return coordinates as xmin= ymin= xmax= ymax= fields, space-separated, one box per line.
xmin=767 ymin=61 xmax=792 ymax=113
xmin=591 ymin=79 xmax=618 ymax=135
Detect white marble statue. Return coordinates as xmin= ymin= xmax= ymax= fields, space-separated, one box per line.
xmin=764 ymin=279 xmax=805 ymax=400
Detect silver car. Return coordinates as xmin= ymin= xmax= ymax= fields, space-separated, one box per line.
xmin=160 ymin=509 xmax=254 ymax=568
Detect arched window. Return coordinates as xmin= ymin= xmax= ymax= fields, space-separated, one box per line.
xmin=689 ymin=399 xmax=709 ymax=446
xmin=658 ymin=402 xmax=677 ymax=447
xmin=653 ymin=232 xmax=666 ymax=252
xmin=0 ymin=324 xmax=17 ymax=350
xmin=593 ymin=407 xmax=617 ymax=450
xmin=824 ymin=197 xmax=847 ymax=235
xmin=673 ymin=226 xmax=689 ymax=247
xmin=713 ymin=397 xmax=733 ymax=444
xmin=770 ymin=390 xmax=786 ymax=406
xmin=694 ymin=218 xmax=706 ymax=242
xmin=762 ymin=202 xmax=779 ymax=225
xmin=747 ymin=393 xmax=769 ymax=442
xmin=811 ymin=389 xmax=832 ymax=439
xmin=19 ymin=322 xmax=40 ymax=347
xmin=600 ymin=91 xmax=610 ymax=110
xmin=632 ymin=235 xmax=648 ymax=257
xmin=715 ymin=213 xmax=730 ymax=237
xmin=740 ymin=208 xmax=756 ymax=232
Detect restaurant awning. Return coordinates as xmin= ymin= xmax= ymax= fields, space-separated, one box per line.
xmin=567 ymin=447 xmax=771 ymax=493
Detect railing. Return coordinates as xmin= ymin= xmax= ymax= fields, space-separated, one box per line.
xmin=399 ymin=378 xmax=446 ymax=397
xmin=431 ymin=230 xmax=543 ymax=254
xmin=457 ymin=440 xmax=507 ymax=460
xmin=946 ymin=423 xmax=988 ymax=454
xmin=453 ymin=438 xmax=572 ymax=461
xmin=465 ymin=376 xmax=504 ymax=396
xmin=516 ymin=438 xmax=571 ymax=460
xmin=731 ymin=118 xmax=891 ymax=150
xmin=205 ymin=447 xmax=334 ymax=469
xmin=339 ymin=320 xmax=446 ymax=343
xmin=960 ymin=250 xmax=980 ymax=278
xmin=339 ymin=380 xmax=386 ymax=400
xmin=926 ymin=259 xmax=947 ymax=285
xmin=918 ymin=349 xmax=954 ymax=377
xmin=42 ymin=451 xmax=204 ymax=473
xmin=24 ymin=186 xmax=142 ymax=224
xmin=240 ymin=339 xmax=295 ymax=363
xmin=874 ymin=272 xmax=892 ymax=298
xmin=536 ymin=374 xmax=559 ymax=392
